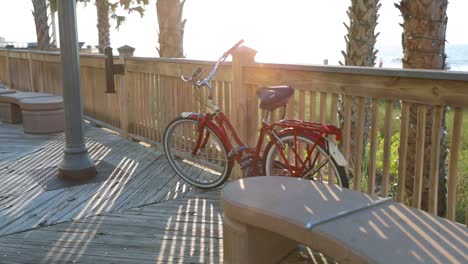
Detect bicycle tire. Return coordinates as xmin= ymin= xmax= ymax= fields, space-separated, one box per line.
xmin=163 ymin=117 xmax=232 ymax=189
xmin=263 ymin=132 xmax=349 ymax=188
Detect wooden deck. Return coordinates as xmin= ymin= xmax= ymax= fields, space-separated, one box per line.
xmin=0 ymin=122 xmax=324 ymax=263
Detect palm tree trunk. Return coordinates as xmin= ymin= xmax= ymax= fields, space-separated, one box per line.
xmin=340 ymin=0 xmax=380 ymax=180
xmin=396 ymin=0 xmax=448 ymax=216
xmin=96 ymin=0 xmax=111 ymax=54
xmin=156 ymin=0 xmax=186 ymax=58
xmin=32 ymin=0 xmax=51 ymax=51
xmin=50 ymin=4 xmax=58 ymax=48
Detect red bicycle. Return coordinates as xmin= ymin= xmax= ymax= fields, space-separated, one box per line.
xmin=163 ymin=40 xmax=348 ymax=189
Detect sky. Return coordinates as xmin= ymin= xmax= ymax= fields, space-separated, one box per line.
xmin=0 ymin=0 xmax=467 ymax=66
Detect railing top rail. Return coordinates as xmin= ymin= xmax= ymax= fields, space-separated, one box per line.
xmin=128 ymin=56 xmax=233 ymax=66
xmin=0 ymin=48 xmax=105 ymax=59
xmin=1 ymin=47 xmax=467 ymax=81
xmin=249 ymin=62 xmax=468 ymax=82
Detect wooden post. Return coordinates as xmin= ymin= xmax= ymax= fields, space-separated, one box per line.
xmin=117 ymin=45 xmax=135 ymax=139
xmin=28 ymin=51 xmax=34 ymax=92
xmin=230 ymin=46 xmax=257 ymax=179
xmin=231 ymin=46 xmax=257 ymax=146
xmin=5 ymin=48 xmax=11 ymax=87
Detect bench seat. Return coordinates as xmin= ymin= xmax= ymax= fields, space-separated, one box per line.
xmin=221 ymin=176 xmax=467 ymax=264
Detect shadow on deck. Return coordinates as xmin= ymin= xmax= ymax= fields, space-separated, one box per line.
xmin=0 ymin=123 xmax=326 ymax=263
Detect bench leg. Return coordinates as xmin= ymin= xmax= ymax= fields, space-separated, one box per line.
xmin=22 ymin=109 xmax=64 ymax=134
xmin=0 ymin=103 xmax=22 ymax=123
xmin=223 ymin=214 xmax=297 ymax=264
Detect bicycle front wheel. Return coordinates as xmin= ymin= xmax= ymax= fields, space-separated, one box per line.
xmin=163 ymin=117 xmax=232 ymax=189
xmin=264 ymin=133 xmax=348 ymax=188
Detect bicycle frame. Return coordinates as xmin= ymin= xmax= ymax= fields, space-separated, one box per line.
xmin=184 ymin=109 xmax=342 ymax=177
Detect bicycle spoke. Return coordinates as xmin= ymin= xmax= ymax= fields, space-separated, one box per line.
xmin=265 ymin=133 xmax=348 ymax=188
xmin=303 ymin=157 xmax=329 ymax=179
xmin=164 ymin=118 xmax=230 ymax=188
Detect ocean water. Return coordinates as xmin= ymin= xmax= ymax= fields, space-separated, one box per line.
xmin=378 ymin=44 xmax=468 ymax=71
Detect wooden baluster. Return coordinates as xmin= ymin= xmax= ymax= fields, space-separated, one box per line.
xmin=217 ymin=80 xmax=223 ymax=111
xmin=217 ymin=81 xmax=224 ymax=165
xmin=150 ymin=73 xmax=156 ymax=141
xmin=447 ymin=108 xmax=463 ymax=221
xmin=330 ymin=94 xmax=339 ymax=126
xmin=28 ymin=51 xmax=34 ymax=91
xmin=299 ymin=90 xmax=305 ymax=121
xmin=130 ymin=73 xmax=136 ymax=135
xmin=309 ymin=91 xmax=317 ymax=122
xmin=381 ymin=100 xmax=393 ymax=197
xmin=156 ymin=73 xmax=162 ymax=137
xmin=247 ymin=83 xmax=259 ymax=148
xmin=140 ymin=73 xmax=145 ymax=139
xmin=428 ymin=106 xmax=443 ymax=215
xmin=353 ymin=97 xmax=365 ymax=191
xmin=328 ymin=94 xmax=339 ymax=185
xmin=5 ymin=49 xmax=11 ymax=87
xmin=343 ymin=95 xmax=352 ymax=177
xmin=320 ymin=92 xmax=327 ymax=124
xmin=134 ymin=72 xmax=140 ymax=137
xmin=413 ymin=105 xmax=427 ymax=209
xmin=145 ymin=73 xmax=151 ymax=139
xmin=224 ymin=81 xmax=231 ymax=118
xmin=397 ymin=102 xmax=410 ymax=203
xmin=287 ymin=92 xmax=295 ymax=120
xmin=368 ymin=99 xmax=379 ymax=194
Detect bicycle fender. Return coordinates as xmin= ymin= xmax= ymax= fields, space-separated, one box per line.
xmin=181 ymin=112 xmax=202 ymax=119
xmin=328 ymin=141 xmax=347 ymax=166
xmin=275 ymin=128 xmax=324 ymax=143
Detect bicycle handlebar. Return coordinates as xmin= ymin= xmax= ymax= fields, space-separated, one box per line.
xmin=182 ymin=39 xmax=244 ymax=86
xmin=223 ymin=39 xmax=244 ymax=58
xmin=181 ymin=66 xmax=202 ymax=83
xmin=182 ymin=40 xmax=244 ymax=103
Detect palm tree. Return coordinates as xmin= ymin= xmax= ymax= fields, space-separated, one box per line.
xmin=48 ymin=0 xmax=58 ymax=48
xmin=96 ymin=0 xmax=111 ymax=53
xmin=96 ymin=0 xmax=148 ymax=53
xmin=396 ymin=0 xmax=448 ymax=216
xmin=32 ymin=0 xmax=52 ymax=50
xmin=92 ymin=0 xmax=148 ymax=53
xmin=156 ymin=0 xmax=186 ymax=58
xmin=340 ymin=0 xmax=381 ymax=176
xmin=50 ymin=0 xmax=148 ymax=54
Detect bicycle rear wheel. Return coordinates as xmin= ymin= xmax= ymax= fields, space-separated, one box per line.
xmin=264 ymin=133 xmax=348 ymax=188
xmin=163 ymin=117 xmax=232 ymax=189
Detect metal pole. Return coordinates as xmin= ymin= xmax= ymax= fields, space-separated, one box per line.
xmin=57 ymin=0 xmax=96 ymax=180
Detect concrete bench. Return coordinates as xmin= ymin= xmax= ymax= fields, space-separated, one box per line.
xmin=0 ymin=92 xmax=64 ymax=134
xmin=20 ymin=96 xmax=64 ymax=133
xmin=0 ymin=88 xmax=15 ymax=95
xmin=221 ymin=176 xmax=467 ymax=264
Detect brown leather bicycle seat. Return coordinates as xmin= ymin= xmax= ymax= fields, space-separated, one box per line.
xmin=256 ymin=86 xmax=294 ymax=111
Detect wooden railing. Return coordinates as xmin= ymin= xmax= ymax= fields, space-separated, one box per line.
xmin=0 ymin=47 xmax=467 ymax=224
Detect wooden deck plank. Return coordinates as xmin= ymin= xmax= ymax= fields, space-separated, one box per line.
xmin=0 ymin=123 xmax=173 ymax=236
xmin=0 ymin=191 xmax=223 ymax=263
